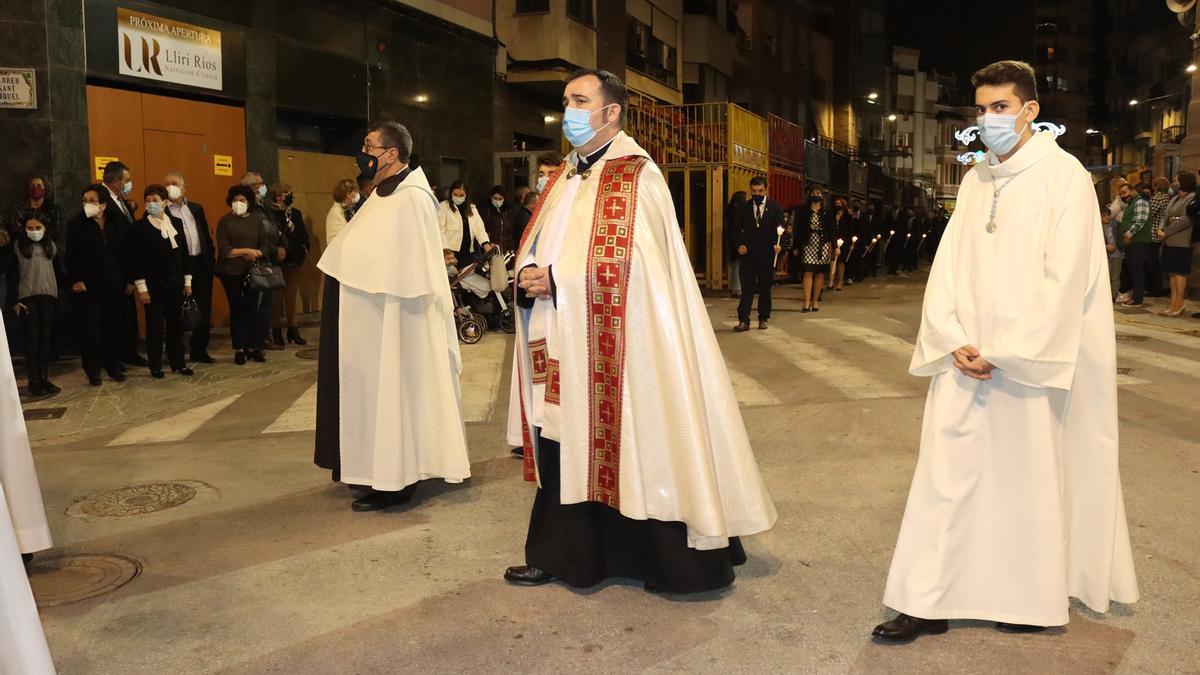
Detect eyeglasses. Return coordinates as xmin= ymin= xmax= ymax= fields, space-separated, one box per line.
xmin=361 ymin=144 xmax=395 ymax=153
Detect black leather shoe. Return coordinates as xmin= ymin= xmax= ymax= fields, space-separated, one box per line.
xmin=871 ymin=614 xmax=949 ymax=643
xmin=734 ymin=322 xmax=751 ymax=332
xmin=351 ymin=487 xmax=415 ymax=512
xmin=504 ymin=565 xmax=555 ymax=586
xmin=123 ymin=354 xmax=149 ymax=367
xmin=87 ymin=373 xmax=102 ymax=386
xmin=251 ymin=350 xmax=267 ymax=363
xmin=107 ymin=370 xmax=127 ymax=383
xmin=758 ymin=320 xmax=768 ymax=330
xmin=41 ymin=379 xmax=61 ymax=396
xmin=996 ymin=622 xmax=1047 ymax=634
xmin=173 ymin=367 xmax=195 ymax=376
xmin=287 ymin=328 xmax=307 ymax=345
xmin=511 ymin=447 xmax=524 ymax=458
xmin=191 ymin=353 xmax=217 ymax=364
xmin=235 ymin=351 xmax=247 ymax=365
xmin=150 ymin=370 xmax=165 ymax=379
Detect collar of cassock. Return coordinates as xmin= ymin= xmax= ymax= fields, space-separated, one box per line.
xmin=984 ymin=131 xmax=1057 ymax=178
xmin=375 ymin=165 xmax=414 ymax=197
xmin=573 ymin=138 xmax=616 ymax=176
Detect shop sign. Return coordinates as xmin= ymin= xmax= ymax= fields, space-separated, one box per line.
xmin=117 ymin=7 xmax=221 ymax=91
xmin=0 ymin=69 xmax=36 ymax=109
xmin=213 ymin=154 xmax=233 ymax=176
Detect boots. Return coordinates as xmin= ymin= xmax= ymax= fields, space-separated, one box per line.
xmin=39 ymin=367 xmax=60 ymax=396
xmin=286 ymin=327 xmax=307 ymax=345
xmin=264 ymin=328 xmax=285 ymax=350
xmin=26 ymin=373 xmax=44 ymax=397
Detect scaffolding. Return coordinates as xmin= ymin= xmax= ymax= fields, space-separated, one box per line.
xmin=768 ymin=114 xmax=804 ymax=209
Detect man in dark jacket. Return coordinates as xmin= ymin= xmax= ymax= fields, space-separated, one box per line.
xmin=163 ymin=172 xmax=217 ymax=362
xmin=733 ymin=176 xmax=783 ymax=331
xmin=100 ymin=161 xmax=147 ymax=367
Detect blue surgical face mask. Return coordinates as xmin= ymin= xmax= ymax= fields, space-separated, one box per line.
xmin=256 ymin=185 xmax=268 ymax=200
xmin=145 ymin=201 xmax=165 ymax=217
xmin=536 ymin=175 xmax=549 ymax=192
xmin=978 ymin=102 xmax=1031 ymax=155
xmin=562 ymin=104 xmax=615 ymax=148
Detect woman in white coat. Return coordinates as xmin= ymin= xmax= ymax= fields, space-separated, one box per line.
xmin=438 ymin=180 xmax=492 ymax=268
xmin=324 ymin=178 xmax=359 ymax=245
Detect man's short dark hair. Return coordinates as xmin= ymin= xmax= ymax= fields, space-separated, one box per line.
xmin=749 ymin=176 xmax=768 ymax=188
xmin=537 ymin=151 xmax=564 ymax=168
xmin=367 ymin=121 xmax=413 ymax=163
xmin=523 ymin=191 xmax=539 ymax=207
xmin=567 ymin=69 xmax=628 ymax=125
xmin=971 ymin=60 xmax=1039 ymax=103
xmin=102 ymin=161 xmax=129 ymax=185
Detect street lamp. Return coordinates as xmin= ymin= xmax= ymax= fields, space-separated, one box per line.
xmin=887 ymin=114 xmax=897 ymax=122
xmin=1188 ymin=64 xmax=1197 ymax=73
xmin=1086 ymin=128 xmax=1099 ymax=134
xmin=868 ymin=92 xmax=879 ymax=100
xmin=1128 ymin=98 xmax=1139 ymax=106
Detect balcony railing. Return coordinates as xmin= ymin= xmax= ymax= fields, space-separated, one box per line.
xmin=1161 ymin=125 xmax=1186 ymax=144
xmin=626 ymin=100 xmax=768 ymax=170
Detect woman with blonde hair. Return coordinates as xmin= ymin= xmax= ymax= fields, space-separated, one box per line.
xmin=325 ymin=178 xmax=359 ymax=245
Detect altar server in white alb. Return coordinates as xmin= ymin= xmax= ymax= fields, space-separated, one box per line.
xmin=502 ymin=70 xmax=776 ymax=593
xmin=873 ymin=61 xmax=1138 ymax=643
xmin=314 ymin=121 xmax=470 ymax=512
xmin=0 ymin=308 xmax=55 ymax=673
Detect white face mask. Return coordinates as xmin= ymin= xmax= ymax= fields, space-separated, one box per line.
xmin=536 ymin=175 xmax=549 ymax=192
xmin=83 ymin=202 xmax=102 ymax=219
xmin=27 ymin=229 xmax=45 ymax=242
xmin=256 ymin=185 xmax=267 ymax=199
xmin=122 ymin=181 xmax=134 ymax=195
xmin=232 ymin=201 xmax=249 ymax=216
xmin=492 ymin=198 xmax=504 ymax=209
xmin=166 ymin=185 xmax=183 ymax=201
xmin=452 ymin=195 xmax=466 ymax=207
xmin=347 ymin=192 xmax=360 ymax=205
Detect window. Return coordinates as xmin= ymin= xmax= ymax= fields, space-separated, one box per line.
xmin=626 ymin=8 xmax=678 ymax=88
xmin=515 ymin=0 xmax=549 ymax=13
xmin=567 ymin=0 xmax=594 ymax=25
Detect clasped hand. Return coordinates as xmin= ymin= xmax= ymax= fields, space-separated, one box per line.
xmin=953 ymin=345 xmax=994 ymax=381
xmin=518 ymin=266 xmax=553 ymax=300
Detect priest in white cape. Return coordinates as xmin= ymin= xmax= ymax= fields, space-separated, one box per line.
xmin=314 ymin=121 xmax=470 ymax=512
xmin=873 ymin=61 xmax=1139 ymax=643
xmin=502 ymin=70 xmax=776 ymax=593
xmin=0 ymin=301 xmax=55 ymax=673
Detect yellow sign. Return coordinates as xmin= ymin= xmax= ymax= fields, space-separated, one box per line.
xmin=214 ymin=154 xmax=233 ymax=176
xmin=94 ymin=156 xmax=121 ymax=180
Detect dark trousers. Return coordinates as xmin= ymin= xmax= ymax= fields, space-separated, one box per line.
xmin=187 ymin=260 xmax=214 ymax=358
xmin=1125 ymin=242 xmax=1156 ymax=304
xmin=219 ymin=274 xmax=266 ymax=350
xmin=121 ymin=293 xmax=142 ymax=360
xmin=144 ymin=286 xmax=185 ymax=371
xmin=259 ymin=289 xmax=279 ymax=344
xmin=18 ymin=295 xmax=56 ymax=382
xmin=737 ymin=255 xmax=774 ymax=322
xmin=78 ymin=288 xmax=124 ymax=376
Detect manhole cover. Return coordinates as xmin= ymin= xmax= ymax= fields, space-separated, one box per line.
xmin=73 ymin=482 xmax=199 ymax=518
xmin=23 ymin=407 xmax=66 ymax=421
xmin=1115 ymin=334 xmax=1148 ymax=341
xmin=296 ymin=348 xmax=319 ymax=360
xmin=28 ymin=553 xmax=141 ymax=607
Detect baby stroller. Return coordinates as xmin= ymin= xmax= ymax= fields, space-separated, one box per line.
xmin=448 ymin=246 xmax=515 ymax=344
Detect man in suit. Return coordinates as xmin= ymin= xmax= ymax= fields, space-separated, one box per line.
xmin=733 ymin=176 xmax=783 ymax=332
xmin=101 ymin=161 xmax=148 ymax=367
xmin=164 ymin=172 xmax=216 ymax=363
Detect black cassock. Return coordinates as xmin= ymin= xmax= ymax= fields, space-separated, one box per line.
xmin=313 ymin=276 xmax=341 ymax=479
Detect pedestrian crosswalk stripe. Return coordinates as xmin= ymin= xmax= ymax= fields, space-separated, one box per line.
xmin=1116 ymin=323 xmax=1200 ymax=351
xmin=263 ymin=384 xmax=317 ymax=434
xmin=461 ymin=335 xmax=508 ymax=423
xmin=1117 ymin=343 xmax=1200 ymax=379
xmin=725 ymin=366 xmax=783 ymax=407
xmin=107 ymin=395 xmax=242 ymax=447
xmin=810 ymin=318 xmax=914 ymax=359
xmin=724 ymin=322 xmax=908 ymax=399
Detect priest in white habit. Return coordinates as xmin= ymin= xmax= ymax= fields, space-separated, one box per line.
xmin=314 ymin=121 xmax=470 ymax=512
xmin=873 ymin=61 xmax=1139 ymax=643
xmin=503 ymin=70 xmax=777 ymax=593
xmin=0 ymin=304 xmax=55 ymax=673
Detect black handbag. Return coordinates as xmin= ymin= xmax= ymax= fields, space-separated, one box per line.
xmin=245 ymin=260 xmax=285 ymax=292
xmin=180 ymin=297 xmax=203 ymax=331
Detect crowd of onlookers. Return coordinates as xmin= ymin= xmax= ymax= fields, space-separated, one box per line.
xmin=1103 ymin=174 xmax=1198 ymax=316
xmin=1 ymin=151 xmax=568 ymax=399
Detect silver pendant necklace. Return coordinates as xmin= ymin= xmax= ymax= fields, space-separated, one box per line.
xmin=987 ymin=176 xmax=1017 ymax=233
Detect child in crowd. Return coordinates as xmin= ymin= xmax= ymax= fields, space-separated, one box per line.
xmin=1101 ymin=206 xmax=1123 ymax=302
xmin=7 ymin=215 xmax=60 ymax=395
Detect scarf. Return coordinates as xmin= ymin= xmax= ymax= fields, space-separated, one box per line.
xmin=148 ymin=214 xmax=179 ymax=249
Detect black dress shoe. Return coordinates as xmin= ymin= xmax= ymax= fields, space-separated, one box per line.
xmin=758 ymin=320 xmax=768 ymax=330
xmin=251 ymin=350 xmax=267 ymax=363
xmin=107 ymin=370 xmax=127 ymax=383
xmin=996 ymin=622 xmax=1047 ymax=634
xmin=871 ymin=614 xmax=949 ymax=643
xmin=511 ymin=447 xmax=524 ymax=458
xmin=350 ymin=486 xmax=416 ymax=512
xmin=87 ymin=373 xmax=102 ymax=386
xmin=123 ymin=355 xmax=149 ymax=367
xmin=287 ymin=327 xmax=307 ymax=345
xmin=235 ymin=351 xmax=247 ymax=365
xmin=734 ymin=322 xmax=751 ymax=332
xmin=150 ymin=370 xmax=165 ymax=379
xmin=504 ymin=565 xmax=555 ymax=586
xmin=41 ymin=380 xmax=61 ymax=396
xmin=173 ymin=367 xmax=195 ymax=376
xmin=191 ymin=353 xmax=217 ymax=364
